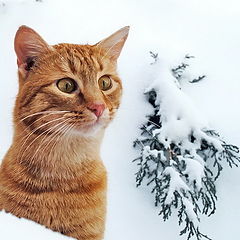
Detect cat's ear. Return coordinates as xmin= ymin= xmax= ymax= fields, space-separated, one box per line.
xmin=95 ymin=26 xmax=130 ymax=61
xmin=14 ymin=25 xmax=50 ymax=70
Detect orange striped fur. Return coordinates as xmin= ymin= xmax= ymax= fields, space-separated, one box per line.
xmin=0 ymin=25 xmax=129 ymax=240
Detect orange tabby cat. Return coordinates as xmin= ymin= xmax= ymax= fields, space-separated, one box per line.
xmin=0 ymin=25 xmax=129 ymax=240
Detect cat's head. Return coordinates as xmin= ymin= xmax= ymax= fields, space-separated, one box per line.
xmin=14 ymin=25 xmax=129 ymax=136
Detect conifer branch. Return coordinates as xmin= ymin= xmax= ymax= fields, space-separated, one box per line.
xmin=133 ymin=53 xmax=240 ymax=239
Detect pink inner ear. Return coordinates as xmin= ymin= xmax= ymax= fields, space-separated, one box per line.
xmin=14 ymin=25 xmax=49 ymax=68
xmin=16 ymin=45 xmax=29 ymax=67
xmin=96 ymin=26 xmax=129 ymax=61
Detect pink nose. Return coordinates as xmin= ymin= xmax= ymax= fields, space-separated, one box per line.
xmin=87 ymin=103 xmax=105 ymax=117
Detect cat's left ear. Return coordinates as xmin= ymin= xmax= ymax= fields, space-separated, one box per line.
xmin=14 ymin=25 xmax=50 ymax=73
xmin=95 ymin=26 xmax=130 ymax=61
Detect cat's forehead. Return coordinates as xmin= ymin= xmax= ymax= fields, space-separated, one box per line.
xmin=51 ymin=43 xmax=115 ymax=75
xmin=34 ymin=43 xmax=118 ymax=87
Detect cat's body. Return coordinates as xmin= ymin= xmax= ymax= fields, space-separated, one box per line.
xmin=0 ymin=26 xmax=129 ymax=240
xmin=0 ymin=143 xmax=107 ymax=240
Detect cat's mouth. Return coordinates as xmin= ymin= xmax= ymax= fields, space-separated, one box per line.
xmin=65 ymin=111 xmax=97 ymax=123
xmin=63 ymin=110 xmax=109 ymax=134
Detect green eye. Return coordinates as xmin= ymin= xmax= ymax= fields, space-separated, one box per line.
xmin=57 ymin=78 xmax=76 ymax=93
xmin=98 ymin=76 xmax=112 ymax=91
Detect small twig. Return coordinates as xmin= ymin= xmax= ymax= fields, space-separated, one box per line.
xmin=189 ymin=75 xmax=206 ymax=83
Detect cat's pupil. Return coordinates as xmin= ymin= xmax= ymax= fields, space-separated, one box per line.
xmin=103 ymin=81 xmax=107 ymax=88
xmin=57 ymin=78 xmax=76 ymax=93
xmin=99 ymin=76 xmax=112 ymax=91
xmin=66 ymin=83 xmax=71 ymax=90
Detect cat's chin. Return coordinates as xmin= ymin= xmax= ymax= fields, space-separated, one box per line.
xmin=68 ymin=110 xmax=110 ymax=137
xmin=69 ymin=120 xmax=107 ymax=137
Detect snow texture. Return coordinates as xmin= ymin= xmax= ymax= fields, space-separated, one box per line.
xmin=0 ymin=211 xmax=74 ymax=239
xmin=0 ymin=0 xmax=240 ymax=240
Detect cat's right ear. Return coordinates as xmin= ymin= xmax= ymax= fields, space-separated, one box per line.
xmin=14 ymin=25 xmax=50 ymax=76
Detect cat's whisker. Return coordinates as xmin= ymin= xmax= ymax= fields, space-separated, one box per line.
xmin=19 ymin=110 xmax=70 ymax=122
xmin=22 ymin=116 xmax=67 ymax=143
xmin=65 ymin=123 xmax=77 ymax=140
xmin=62 ymin=122 xmax=76 ymax=138
xmin=18 ymin=117 xmax=67 ymax=163
xmin=29 ymin=119 xmax=71 ymax=162
xmin=15 ymin=110 xmax=70 ymax=132
xmin=33 ymin=122 xmax=73 ymax=165
xmin=28 ymin=124 xmax=67 ymax=166
xmin=47 ymin=123 xmax=76 ymax=160
xmin=32 ymin=125 xmax=68 ymax=165
xmin=20 ymin=112 xmax=67 ymax=135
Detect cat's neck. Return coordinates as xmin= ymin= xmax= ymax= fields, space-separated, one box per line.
xmin=11 ymin=126 xmax=105 ymax=180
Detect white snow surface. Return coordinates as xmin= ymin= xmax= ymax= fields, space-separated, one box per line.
xmin=181 ymin=156 xmax=205 ymax=190
xmin=164 ymin=166 xmax=190 ymax=205
xmin=0 ymin=211 xmax=74 ymax=240
xmin=148 ymin=59 xmax=225 ymax=153
xmin=0 ymin=0 xmax=240 ymax=240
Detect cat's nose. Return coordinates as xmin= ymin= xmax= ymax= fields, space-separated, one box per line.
xmin=87 ymin=103 xmax=105 ymax=117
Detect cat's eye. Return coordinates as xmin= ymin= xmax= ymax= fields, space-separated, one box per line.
xmin=98 ymin=76 xmax=112 ymax=91
xmin=57 ymin=78 xmax=76 ymax=93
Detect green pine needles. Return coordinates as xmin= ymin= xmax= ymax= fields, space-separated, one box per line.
xmin=133 ymin=53 xmax=240 ymax=240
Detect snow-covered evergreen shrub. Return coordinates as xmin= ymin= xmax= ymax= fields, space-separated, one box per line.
xmin=133 ymin=53 xmax=240 ymax=240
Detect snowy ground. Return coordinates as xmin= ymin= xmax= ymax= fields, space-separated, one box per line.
xmin=0 ymin=0 xmax=240 ymax=239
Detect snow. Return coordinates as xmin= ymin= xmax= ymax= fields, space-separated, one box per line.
xmin=181 ymin=197 xmax=199 ymax=225
xmin=0 ymin=211 xmax=74 ymax=239
xmin=142 ymin=146 xmax=159 ymax=159
xmin=147 ymin=58 xmax=224 ymax=152
xmin=147 ymin=64 xmax=215 ymax=159
xmin=164 ymin=166 xmax=190 ymax=205
xmin=0 ymin=0 xmax=240 ymax=240
xmin=181 ymin=156 xmax=204 ymax=190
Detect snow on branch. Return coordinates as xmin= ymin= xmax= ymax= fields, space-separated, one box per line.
xmin=133 ymin=53 xmax=240 ymax=240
